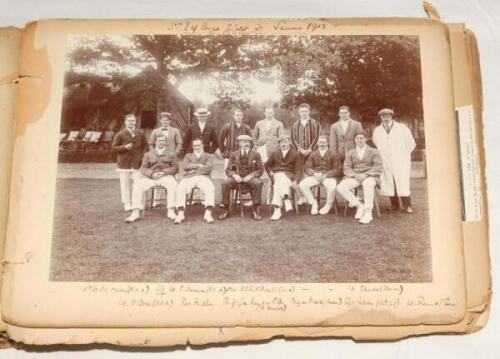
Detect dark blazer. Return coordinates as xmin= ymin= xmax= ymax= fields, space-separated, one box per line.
xmin=219 ymin=122 xmax=252 ymax=158
xmin=225 ymin=149 xmax=264 ymax=179
xmin=111 ymin=128 xmax=148 ymax=170
xmin=265 ymin=148 xmax=302 ymax=181
xmin=304 ymin=149 xmax=342 ymax=178
xmin=343 ymin=145 xmax=383 ymax=180
xmin=140 ymin=149 xmax=179 ymax=178
xmin=329 ymin=119 xmax=363 ymax=158
xmin=183 ymin=122 xmax=219 ymax=154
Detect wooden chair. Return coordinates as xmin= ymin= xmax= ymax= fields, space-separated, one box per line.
xmin=343 ymin=186 xmax=381 ymax=218
xmin=309 ymin=185 xmax=339 ymax=215
xmin=141 ymin=185 xmax=168 ymax=217
xmin=266 ymin=176 xmax=299 ymax=215
xmin=229 ymin=184 xmax=254 ymax=218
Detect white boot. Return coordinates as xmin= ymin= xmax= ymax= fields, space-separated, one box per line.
xmin=270 ymin=207 xmax=282 ymax=221
xmin=355 ymin=203 xmax=365 ymax=219
xmin=125 ymin=209 xmax=140 ymax=223
xmin=284 ymin=199 xmax=293 ymax=212
xmin=359 ymin=209 xmax=373 ymax=224
xmin=310 ymin=201 xmax=319 ymax=215
xmin=204 ymin=209 xmax=214 ymax=223
xmin=167 ymin=208 xmax=177 ymax=220
xmin=319 ymin=202 xmax=333 ymax=215
xmin=174 ymin=210 xmax=185 ymax=224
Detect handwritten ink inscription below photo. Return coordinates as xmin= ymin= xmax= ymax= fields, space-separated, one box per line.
xmin=51 ymin=34 xmax=430 ymax=283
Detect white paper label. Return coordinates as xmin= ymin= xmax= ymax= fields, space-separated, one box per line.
xmin=456 ymin=105 xmax=483 ymax=222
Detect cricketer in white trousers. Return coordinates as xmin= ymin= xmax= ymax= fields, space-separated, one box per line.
xmin=336 ymin=177 xmax=377 ymax=209
xmin=130 ymin=174 xmax=177 ymax=210
xmin=175 ymin=175 xmax=215 ymax=208
xmin=299 ymin=176 xmax=338 ymax=205
xmin=271 ymin=172 xmax=294 ymax=207
xmin=117 ymin=169 xmax=141 ymax=205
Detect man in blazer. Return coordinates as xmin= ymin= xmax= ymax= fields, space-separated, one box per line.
xmin=329 ymin=105 xmax=363 ymax=162
xmin=148 ymin=112 xmax=183 ymax=207
xmin=265 ymin=133 xmax=302 ymax=221
xmin=291 ymin=102 xmax=321 ymax=204
xmin=174 ymin=138 xmax=215 ymax=224
xmin=219 ymin=107 xmax=252 ymax=171
xmin=253 ymin=107 xmax=284 ymax=163
xmin=111 ymin=113 xmax=148 ymax=211
xmin=299 ymin=135 xmax=342 ymax=215
xmin=148 ymin=112 xmax=183 ymax=155
xmin=183 ymin=108 xmax=219 ymax=154
xmin=125 ymin=135 xmax=179 ymax=223
xmin=337 ymin=130 xmax=384 ymax=224
xmin=219 ymin=135 xmax=264 ymax=221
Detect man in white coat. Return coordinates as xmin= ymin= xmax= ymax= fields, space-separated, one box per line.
xmin=372 ymin=108 xmax=416 ymax=213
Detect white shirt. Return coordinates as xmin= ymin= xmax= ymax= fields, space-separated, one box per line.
xmin=198 ymin=121 xmax=206 ymax=133
xmin=356 ymin=145 xmax=367 ymax=159
xmin=300 ymin=118 xmax=310 ymax=127
xmin=318 ymin=148 xmax=328 ymax=157
xmin=340 ymin=119 xmax=351 ymax=134
xmin=161 ymin=128 xmax=169 ymax=137
xmin=194 ymin=150 xmax=204 ymax=159
xmin=264 ymin=119 xmax=272 ymax=131
xmin=156 ymin=148 xmax=166 ymax=156
xmin=240 ymin=149 xmax=249 ymax=156
xmin=281 ymin=148 xmax=290 ymax=158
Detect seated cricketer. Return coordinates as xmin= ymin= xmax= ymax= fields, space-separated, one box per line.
xmin=299 ymin=135 xmax=342 ymax=215
xmin=265 ymin=133 xmax=302 ymax=221
xmin=125 ymin=135 xmax=179 ymax=223
xmin=219 ymin=135 xmax=264 ymax=221
xmin=174 ymin=138 xmax=215 ymax=224
xmin=337 ymin=130 xmax=384 ymax=224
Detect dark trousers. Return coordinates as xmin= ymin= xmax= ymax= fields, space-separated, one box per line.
xmin=390 ymin=177 xmax=411 ymax=209
xmin=221 ymin=177 xmax=263 ymax=207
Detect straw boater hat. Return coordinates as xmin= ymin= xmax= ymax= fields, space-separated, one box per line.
xmin=160 ymin=112 xmax=173 ymax=118
xmin=278 ymin=131 xmax=291 ymax=142
xmin=237 ymin=134 xmax=252 ymax=142
xmin=194 ymin=108 xmax=211 ymax=117
xmin=378 ymin=108 xmax=394 ymax=116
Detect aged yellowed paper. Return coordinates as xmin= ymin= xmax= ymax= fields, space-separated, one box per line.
xmin=0 ymin=16 xmax=490 ymax=346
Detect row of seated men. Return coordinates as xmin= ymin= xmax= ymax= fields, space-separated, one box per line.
xmin=111 ymin=104 xmax=416 ymax=225
xmin=122 ymin=130 xmax=382 ymax=225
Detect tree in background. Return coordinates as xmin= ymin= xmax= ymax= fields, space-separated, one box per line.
xmin=65 ymin=34 xmax=422 ymax=135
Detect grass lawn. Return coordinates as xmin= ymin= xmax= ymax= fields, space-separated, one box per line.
xmin=50 ymin=178 xmax=432 ymax=283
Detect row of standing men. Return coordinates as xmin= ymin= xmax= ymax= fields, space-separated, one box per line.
xmin=111 ymin=104 xmax=416 ymax=224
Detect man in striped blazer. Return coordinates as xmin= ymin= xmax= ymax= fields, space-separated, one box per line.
xmin=337 ymin=130 xmax=383 ymax=224
xmin=219 ymin=107 xmax=252 ymax=172
xmin=291 ymin=102 xmax=321 ymax=204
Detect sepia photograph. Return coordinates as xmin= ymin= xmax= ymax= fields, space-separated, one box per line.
xmin=50 ymin=33 xmax=430 ymax=283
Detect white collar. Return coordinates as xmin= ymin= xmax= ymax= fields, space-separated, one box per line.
xmin=318 ymin=148 xmax=328 ymax=156
xmin=156 ymin=148 xmax=166 ymax=155
xmin=194 ymin=150 xmax=204 ymax=159
xmin=300 ymin=118 xmax=310 ymax=126
xmin=356 ymin=145 xmax=367 ymax=158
